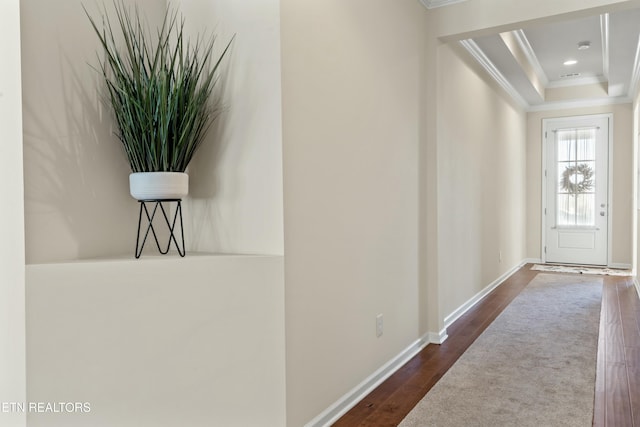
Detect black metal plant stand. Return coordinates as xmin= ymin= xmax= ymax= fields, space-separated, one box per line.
xmin=135 ymin=199 xmax=185 ymax=258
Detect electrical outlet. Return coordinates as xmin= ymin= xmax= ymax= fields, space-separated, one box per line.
xmin=376 ymin=314 xmax=383 ymax=337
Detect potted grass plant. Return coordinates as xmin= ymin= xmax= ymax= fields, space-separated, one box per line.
xmin=85 ymin=2 xmax=233 ymax=200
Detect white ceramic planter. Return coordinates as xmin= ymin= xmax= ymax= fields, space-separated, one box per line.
xmin=129 ymin=172 xmax=189 ymax=200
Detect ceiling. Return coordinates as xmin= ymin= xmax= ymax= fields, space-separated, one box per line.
xmin=458 ymin=8 xmax=640 ymax=111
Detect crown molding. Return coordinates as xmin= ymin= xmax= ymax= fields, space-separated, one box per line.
xmin=459 ymin=39 xmax=529 ymax=109
xmin=526 ymin=95 xmax=631 ymax=112
xmin=419 ymin=0 xmax=467 ymax=9
xmin=546 ymin=75 xmax=607 ymax=89
xmin=600 ymin=14 xmax=610 ymax=80
xmin=512 ymin=30 xmax=549 ymax=87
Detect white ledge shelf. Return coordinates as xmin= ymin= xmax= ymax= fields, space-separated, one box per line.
xmin=26 ymin=252 xmax=283 ymax=266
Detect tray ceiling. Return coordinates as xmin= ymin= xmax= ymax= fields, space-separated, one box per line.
xmin=460 ymin=8 xmax=640 ymax=110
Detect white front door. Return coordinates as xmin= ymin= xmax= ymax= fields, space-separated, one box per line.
xmin=544 ymin=115 xmax=610 ymax=266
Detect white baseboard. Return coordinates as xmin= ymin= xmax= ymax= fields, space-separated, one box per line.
xmin=305 ymin=333 xmax=431 ymax=427
xmin=608 ymin=263 xmax=632 ymax=270
xmin=443 ymin=260 xmax=527 ymax=328
xmin=306 ymin=259 xmax=528 ymax=427
xmin=523 ymin=258 xmax=543 ymax=264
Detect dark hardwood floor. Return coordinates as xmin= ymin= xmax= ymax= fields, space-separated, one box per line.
xmin=595 ymin=274 xmax=640 ymax=426
xmin=333 ymin=264 xmax=640 ymax=427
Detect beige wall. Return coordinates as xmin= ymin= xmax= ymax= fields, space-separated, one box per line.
xmin=280 ymin=0 xmax=425 ymax=425
xmin=0 ymin=0 xmax=26 ymax=425
xmin=545 ymin=83 xmax=608 ymax=102
xmin=180 ymin=0 xmax=285 ymax=256
xmin=16 ymin=1 xmax=640 ymax=426
xmin=27 ymin=256 xmax=285 ymax=427
xmin=21 ymin=0 xmax=284 ymax=262
xmin=20 ymin=0 xmax=166 ymax=263
xmin=526 ymin=104 xmax=634 ymax=266
xmin=281 ymin=1 xmax=636 ymax=424
xmin=420 ymin=0 xmax=636 ymax=336
xmin=437 ymin=42 xmax=527 ymax=320
xmin=21 ymin=2 xmax=287 ymax=426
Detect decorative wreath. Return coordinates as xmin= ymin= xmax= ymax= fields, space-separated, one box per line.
xmin=561 ymin=163 xmax=594 ymax=194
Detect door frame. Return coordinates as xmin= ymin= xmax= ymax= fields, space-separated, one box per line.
xmin=541 ymin=113 xmax=613 ymax=266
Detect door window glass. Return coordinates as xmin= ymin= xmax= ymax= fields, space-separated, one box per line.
xmin=556 ymin=128 xmax=596 ymax=227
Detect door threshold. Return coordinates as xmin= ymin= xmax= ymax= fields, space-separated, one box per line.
xmin=532 ymin=264 xmax=632 ymax=276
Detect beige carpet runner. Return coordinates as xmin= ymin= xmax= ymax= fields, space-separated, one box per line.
xmin=400 ymin=273 xmax=602 ymax=427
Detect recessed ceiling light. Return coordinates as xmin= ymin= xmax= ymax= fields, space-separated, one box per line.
xmin=578 ymin=41 xmax=591 ymax=50
xmin=563 ymin=59 xmax=578 ymax=66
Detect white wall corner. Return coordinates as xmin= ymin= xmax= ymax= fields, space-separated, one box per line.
xmin=419 ymin=0 xmax=467 ymax=10
xmin=0 ymin=0 xmax=27 ymax=425
xmin=428 ymin=329 xmax=449 ymax=344
xmin=304 ymin=334 xmax=431 ymax=427
xmin=627 ymin=33 xmax=640 ymax=99
xmin=634 ymin=277 xmax=640 ymax=301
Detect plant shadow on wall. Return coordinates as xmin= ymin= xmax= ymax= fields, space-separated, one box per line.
xmin=22 ymin=45 xmax=136 ymax=263
xmin=183 ymin=55 xmax=235 ymax=253
xmin=182 ymin=12 xmax=275 ymax=254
